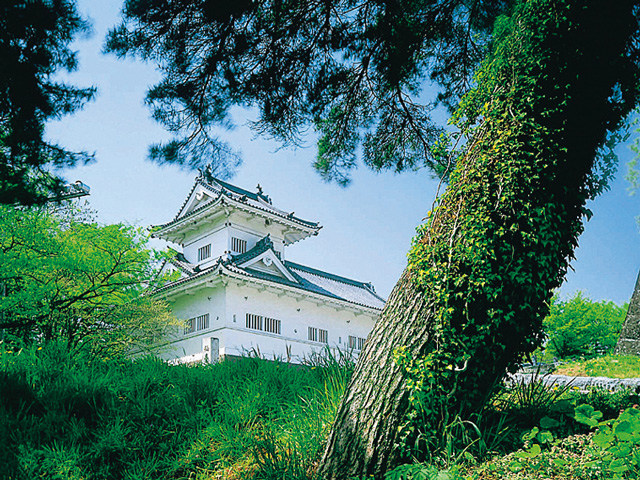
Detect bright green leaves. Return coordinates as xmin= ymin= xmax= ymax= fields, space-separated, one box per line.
xmin=574 ymin=404 xmax=603 ymax=428
xmin=543 ymin=292 xmax=627 ymax=360
xmin=0 ymin=204 xmax=176 ymax=357
xmin=573 ymin=405 xmax=640 ymax=479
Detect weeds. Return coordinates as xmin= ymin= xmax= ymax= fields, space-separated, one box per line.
xmin=0 ymin=342 xmax=351 ymax=480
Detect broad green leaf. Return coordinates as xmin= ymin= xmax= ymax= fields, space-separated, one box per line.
xmin=540 ymin=416 xmax=560 ymax=429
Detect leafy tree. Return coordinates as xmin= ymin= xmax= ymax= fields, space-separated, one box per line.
xmin=544 ymin=292 xmax=628 ymax=360
xmin=0 ymin=0 xmax=95 ymax=205
xmin=0 ymin=204 xmax=177 ymax=357
xmin=107 ymin=0 xmax=640 ymax=477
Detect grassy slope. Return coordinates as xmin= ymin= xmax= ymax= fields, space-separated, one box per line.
xmin=2 ymin=343 xmax=638 ymax=480
xmin=0 ymin=342 xmax=350 ymax=480
xmin=554 ymin=354 xmax=640 ymax=378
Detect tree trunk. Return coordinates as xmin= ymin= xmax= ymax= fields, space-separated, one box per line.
xmin=615 ymin=269 xmax=640 ymax=355
xmin=319 ymin=1 xmax=640 ymax=478
xmin=320 ymin=268 xmax=433 ymax=476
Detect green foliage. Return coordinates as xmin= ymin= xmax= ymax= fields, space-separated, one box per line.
xmin=0 ymin=0 xmax=96 ymax=205
xmin=0 ymin=343 xmax=352 ymax=479
xmin=106 ymin=0 xmax=511 ymax=184
xmin=395 ymin=0 xmax=640 ymax=463
xmin=543 ymin=292 xmax=627 ymax=360
xmin=574 ymin=404 xmax=640 ymax=479
xmin=555 ymin=354 xmax=640 ymax=379
xmin=0 ymin=204 xmax=176 ymax=356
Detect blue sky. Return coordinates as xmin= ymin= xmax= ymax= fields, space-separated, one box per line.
xmin=46 ymin=1 xmax=640 ymax=305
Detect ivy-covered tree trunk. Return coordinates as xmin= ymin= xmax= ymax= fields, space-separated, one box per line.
xmin=319 ymin=1 xmax=640 ymax=478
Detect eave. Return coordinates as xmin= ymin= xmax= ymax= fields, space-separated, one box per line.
xmin=152 ymin=192 xmax=321 ymax=245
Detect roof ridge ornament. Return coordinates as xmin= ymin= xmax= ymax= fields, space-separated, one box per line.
xmin=197 ymin=164 xmax=216 ymax=184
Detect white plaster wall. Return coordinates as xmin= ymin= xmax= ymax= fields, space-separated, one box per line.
xmin=227 ymin=217 xmax=285 ymax=258
xmin=228 ymin=225 xmax=260 ymax=253
xmin=158 ymin=285 xmax=226 ymax=361
xmin=183 ymin=226 xmax=227 ymax=265
xmin=224 ymin=282 xmax=377 ymax=361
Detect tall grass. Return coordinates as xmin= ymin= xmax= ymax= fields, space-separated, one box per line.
xmin=0 ymin=342 xmax=352 ymax=479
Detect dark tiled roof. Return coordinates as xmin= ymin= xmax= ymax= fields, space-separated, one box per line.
xmin=156 ymin=239 xmax=385 ymax=311
xmin=155 ymin=176 xmax=321 ymax=232
xmin=213 ymin=177 xmax=271 ymax=203
xmin=231 ymin=235 xmax=275 ymax=265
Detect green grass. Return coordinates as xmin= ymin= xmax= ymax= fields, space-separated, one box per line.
xmin=2 ymin=343 xmax=639 ymax=480
xmin=554 ymin=354 xmax=640 ymax=379
xmin=0 ymin=341 xmax=352 ymax=480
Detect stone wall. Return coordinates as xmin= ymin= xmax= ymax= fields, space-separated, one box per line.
xmin=615 ymin=269 xmax=640 ymax=356
xmin=508 ymin=372 xmax=640 ymax=392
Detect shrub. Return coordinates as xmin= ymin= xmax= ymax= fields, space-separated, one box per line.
xmin=543 ymin=292 xmax=627 ymax=360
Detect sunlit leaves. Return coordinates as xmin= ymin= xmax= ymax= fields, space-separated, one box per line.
xmin=0 ymin=204 xmax=176 ymax=356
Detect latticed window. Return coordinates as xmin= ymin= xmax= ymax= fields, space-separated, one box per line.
xmin=319 ymin=329 xmax=328 ymax=344
xmin=348 ymin=335 xmax=367 ymax=350
xmin=231 ymin=237 xmax=247 ymax=253
xmin=308 ymin=327 xmax=318 ymax=342
xmin=264 ymin=317 xmax=281 ymax=334
xmin=197 ymin=313 xmax=210 ymax=330
xmin=246 ymin=313 xmax=263 ymax=330
xmin=184 ymin=318 xmax=196 ymax=335
xmin=198 ymin=244 xmax=211 ymax=261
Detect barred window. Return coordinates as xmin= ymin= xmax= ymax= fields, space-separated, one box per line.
xmin=348 ymin=335 xmax=367 ymax=351
xmin=318 ymin=328 xmax=328 ymax=344
xmin=308 ymin=326 xmax=318 ymax=342
xmin=184 ymin=318 xmax=196 ymax=335
xmin=197 ymin=313 xmax=210 ymax=331
xmin=197 ymin=244 xmax=211 ymax=261
xmin=246 ymin=313 xmax=263 ymax=331
xmin=264 ymin=317 xmax=281 ymax=335
xmin=231 ymin=237 xmax=247 ymax=253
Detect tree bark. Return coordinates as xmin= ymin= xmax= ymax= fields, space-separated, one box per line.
xmin=319 ymin=1 xmax=640 ymax=478
xmin=320 ymin=268 xmax=433 ymax=477
xmin=615 ymin=269 xmax=640 ymax=355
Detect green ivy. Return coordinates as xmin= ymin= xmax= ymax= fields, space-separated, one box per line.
xmin=397 ymin=0 xmax=640 ymax=460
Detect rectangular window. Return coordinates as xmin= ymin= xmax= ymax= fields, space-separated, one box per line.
xmin=197 ymin=244 xmax=211 ymax=261
xmin=184 ymin=318 xmax=196 ymax=335
xmin=319 ymin=328 xmax=328 ymax=344
xmin=264 ymin=317 xmax=281 ymax=335
xmin=308 ymin=326 xmax=318 ymax=342
xmin=231 ymin=237 xmax=247 ymax=253
xmin=197 ymin=313 xmax=210 ymax=331
xmin=246 ymin=313 xmax=263 ymax=331
xmin=348 ymin=335 xmax=367 ymax=351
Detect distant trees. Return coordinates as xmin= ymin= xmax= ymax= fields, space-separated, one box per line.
xmin=0 ymin=0 xmax=95 ymax=205
xmin=544 ymin=292 xmax=628 ymax=360
xmin=0 ymin=205 xmax=177 ymax=357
